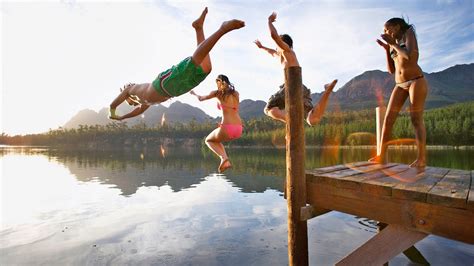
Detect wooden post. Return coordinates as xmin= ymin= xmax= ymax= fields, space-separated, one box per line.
xmin=376 ymin=107 xmax=386 ymax=155
xmin=285 ymin=66 xmax=308 ymax=266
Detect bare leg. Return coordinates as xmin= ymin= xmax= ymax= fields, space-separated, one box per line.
xmin=265 ymin=107 xmax=287 ymax=123
xmin=306 ymin=79 xmax=337 ymax=126
xmin=205 ymin=127 xmax=232 ymax=173
xmin=192 ymin=7 xmax=211 ymax=72
xmin=191 ymin=10 xmax=244 ymax=73
xmin=369 ymin=87 xmax=409 ymax=163
xmin=408 ymin=78 xmax=428 ymax=168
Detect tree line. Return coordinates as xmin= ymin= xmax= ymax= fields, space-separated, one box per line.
xmin=1 ymin=102 xmax=472 ymax=147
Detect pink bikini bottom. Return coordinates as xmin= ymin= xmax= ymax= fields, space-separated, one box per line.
xmin=219 ymin=124 xmax=243 ymax=140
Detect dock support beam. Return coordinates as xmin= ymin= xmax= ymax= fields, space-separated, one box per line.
xmin=285 ymin=66 xmax=308 ymax=266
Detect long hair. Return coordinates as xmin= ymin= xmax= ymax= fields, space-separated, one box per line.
xmin=215 ymin=74 xmax=237 ymax=100
xmin=385 ymin=17 xmax=414 ymax=36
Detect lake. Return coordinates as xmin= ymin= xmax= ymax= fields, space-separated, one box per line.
xmin=1 ymin=146 xmax=473 ymax=265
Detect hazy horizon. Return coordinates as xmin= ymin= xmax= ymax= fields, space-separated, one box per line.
xmin=2 ymin=0 xmax=473 ymax=135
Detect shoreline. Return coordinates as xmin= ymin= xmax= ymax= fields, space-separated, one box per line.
xmin=1 ymin=144 xmax=474 ymax=150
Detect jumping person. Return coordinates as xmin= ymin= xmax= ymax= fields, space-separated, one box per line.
xmin=370 ymin=17 xmax=428 ymax=168
xmin=190 ymin=75 xmax=242 ymax=173
xmin=108 ymin=7 xmax=245 ymax=121
xmin=254 ymin=12 xmax=337 ymax=126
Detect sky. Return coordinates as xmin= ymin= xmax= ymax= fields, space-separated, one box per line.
xmin=1 ymin=0 xmax=473 ymax=135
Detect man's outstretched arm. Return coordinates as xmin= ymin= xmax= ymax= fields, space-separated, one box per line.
xmin=111 ymin=105 xmax=150 ymax=121
xmin=254 ymin=40 xmax=278 ymax=57
xmin=268 ymin=12 xmax=291 ymax=52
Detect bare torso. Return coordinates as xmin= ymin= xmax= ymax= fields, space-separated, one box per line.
xmin=279 ymin=50 xmax=300 ymax=68
xmin=218 ymin=93 xmax=242 ymax=125
xmin=392 ymin=30 xmax=424 ymax=83
xmin=128 ymin=83 xmax=170 ymax=105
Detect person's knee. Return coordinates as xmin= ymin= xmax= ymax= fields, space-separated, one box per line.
xmin=410 ymin=113 xmax=424 ymax=127
xmin=264 ymin=107 xmax=270 ymax=116
xmin=203 ymin=65 xmax=212 ymax=74
xmin=266 ymin=107 xmax=279 ymax=116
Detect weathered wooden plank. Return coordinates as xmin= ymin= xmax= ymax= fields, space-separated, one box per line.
xmin=427 ymin=169 xmax=471 ymax=209
xmin=358 ymin=164 xmax=411 ymax=197
xmin=391 ymin=167 xmax=450 ymax=202
xmin=336 ymin=224 xmax=427 ymax=266
xmin=468 ymin=170 xmax=474 ymax=210
xmin=377 ymin=223 xmax=430 ymax=265
xmin=306 ymin=163 xmax=397 ymax=190
xmin=306 ymin=182 xmax=474 ymax=244
xmin=334 ymin=163 xmax=399 ymax=191
xmin=323 ymin=163 xmax=398 ymax=179
xmin=306 ymin=161 xmax=373 ymax=175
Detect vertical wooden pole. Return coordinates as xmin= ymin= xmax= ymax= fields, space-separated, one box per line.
xmin=376 ymin=107 xmax=386 ymax=155
xmin=285 ymin=66 xmax=308 ymax=266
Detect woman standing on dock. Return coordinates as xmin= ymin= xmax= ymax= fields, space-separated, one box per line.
xmin=190 ymin=75 xmax=242 ymax=173
xmin=370 ymin=18 xmax=428 ymax=168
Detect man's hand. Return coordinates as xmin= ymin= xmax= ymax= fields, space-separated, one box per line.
xmin=109 ymin=115 xmax=122 ymax=121
xmin=108 ymin=108 xmax=121 ymax=120
xmin=254 ymin=40 xmax=263 ymax=48
xmin=268 ymin=12 xmax=276 ymax=23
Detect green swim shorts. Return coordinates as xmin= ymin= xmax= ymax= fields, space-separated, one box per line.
xmin=152 ymin=56 xmax=209 ymax=97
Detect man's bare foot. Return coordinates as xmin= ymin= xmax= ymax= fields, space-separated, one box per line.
xmin=324 ymin=79 xmax=337 ymax=93
xmin=409 ymin=159 xmax=426 ymax=168
xmin=220 ymin=19 xmax=245 ymax=33
xmin=218 ymin=158 xmax=232 ymax=173
xmin=192 ymin=7 xmax=208 ymax=29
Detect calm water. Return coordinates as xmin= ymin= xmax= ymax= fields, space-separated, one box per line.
xmin=1 ymin=146 xmax=473 ymax=265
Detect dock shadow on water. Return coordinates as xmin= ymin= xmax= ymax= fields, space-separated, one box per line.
xmin=1 ymin=146 xmax=473 ymax=265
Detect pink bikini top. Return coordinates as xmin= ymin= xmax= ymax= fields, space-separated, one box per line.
xmin=217 ymin=103 xmax=238 ymax=111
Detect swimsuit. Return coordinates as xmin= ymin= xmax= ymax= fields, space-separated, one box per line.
xmin=389 ymin=27 xmax=423 ymax=89
xmin=219 ymin=124 xmax=243 ymax=140
xmin=217 ymin=102 xmax=242 ymax=140
xmin=396 ymin=75 xmax=424 ymax=89
xmin=217 ymin=103 xmax=238 ymax=111
xmin=152 ymin=57 xmax=209 ymax=98
xmin=390 ymin=41 xmax=406 ymax=59
xmin=266 ymin=84 xmax=313 ymax=117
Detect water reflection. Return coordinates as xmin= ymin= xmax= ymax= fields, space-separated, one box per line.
xmin=1 ymin=146 xmax=472 ymax=198
xmin=1 ymin=146 xmax=473 ymax=265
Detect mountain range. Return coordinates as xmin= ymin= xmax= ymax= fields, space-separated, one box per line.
xmin=64 ymin=63 xmax=473 ymax=129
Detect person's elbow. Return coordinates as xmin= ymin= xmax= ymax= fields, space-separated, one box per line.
xmin=270 ymin=33 xmax=279 ymax=41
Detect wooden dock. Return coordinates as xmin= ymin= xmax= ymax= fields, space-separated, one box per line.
xmin=305 ymin=162 xmax=474 ymax=265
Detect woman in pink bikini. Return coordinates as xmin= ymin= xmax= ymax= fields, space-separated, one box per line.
xmin=370 ymin=17 xmax=428 ymax=168
xmin=190 ymin=74 xmax=242 ymax=173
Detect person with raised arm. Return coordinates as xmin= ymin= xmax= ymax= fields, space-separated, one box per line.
xmin=370 ymin=17 xmax=428 ymax=168
xmin=254 ymin=12 xmax=336 ymax=126
xmin=190 ymin=74 xmax=242 ymax=173
xmin=108 ymin=7 xmax=245 ymax=121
